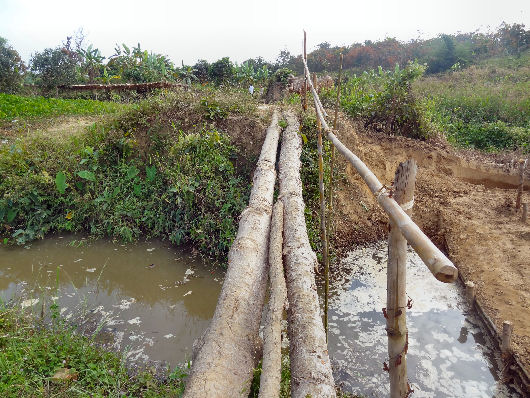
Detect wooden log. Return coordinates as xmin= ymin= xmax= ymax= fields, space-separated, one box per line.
xmin=522 ymin=203 xmax=528 ymax=222
xmin=59 ymin=81 xmax=183 ymax=91
xmin=516 ymin=159 xmax=527 ymax=210
xmin=279 ymin=111 xmax=336 ymax=398
xmin=465 ymin=281 xmax=476 ymax=306
xmin=502 ymin=321 xmax=513 ymax=355
xmin=387 ymin=159 xmax=416 ymax=398
xmin=259 ymin=201 xmax=287 ymax=398
xmin=184 ymin=111 xmax=281 ymax=397
xmin=308 ymin=89 xmax=457 ymax=283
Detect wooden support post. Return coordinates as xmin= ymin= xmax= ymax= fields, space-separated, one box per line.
xmin=314 ymin=73 xmax=330 ymax=341
xmin=302 ymin=31 xmax=307 ymax=112
xmin=465 ymin=281 xmax=476 ymax=306
xmin=522 ymin=203 xmax=528 ymax=222
xmin=516 ymin=159 xmax=527 ymax=210
xmin=501 ymin=320 xmax=513 ymax=355
xmin=387 ymin=159 xmax=417 ymax=398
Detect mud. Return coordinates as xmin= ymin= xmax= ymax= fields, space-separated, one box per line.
xmin=330 ymin=115 xmax=530 ymax=377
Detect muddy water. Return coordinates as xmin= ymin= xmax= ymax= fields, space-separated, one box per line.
xmin=327 ymin=243 xmax=519 ymax=397
xmin=0 ymin=236 xmax=222 ymax=368
xmin=0 ymin=237 xmax=520 ymax=396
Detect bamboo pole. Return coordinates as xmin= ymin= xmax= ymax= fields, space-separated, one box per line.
xmin=184 ymin=112 xmax=281 ymax=397
xmin=522 ymin=203 xmax=528 ymax=222
xmin=302 ymin=56 xmax=328 ymax=118
xmin=387 ymin=159 xmax=416 ymax=398
xmin=314 ymin=73 xmax=330 ymax=340
xmin=307 ymin=73 xmax=457 ymax=282
xmin=279 ymin=111 xmax=336 ymax=398
xmin=302 ymin=31 xmax=307 ymax=112
xmin=327 ymin=53 xmax=343 ymax=240
xmin=258 ymin=201 xmax=287 ymax=398
xmin=516 ymin=159 xmax=527 ymax=210
xmin=465 ymin=281 xmax=476 ymax=306
xmin=501 ymin=321 xmax=513 ymax=355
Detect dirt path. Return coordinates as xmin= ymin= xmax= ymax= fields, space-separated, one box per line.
xmin=0 ymin=115 xmax=100 ymax=143
xmin=330 ymin=115 xmax=530 ymax=375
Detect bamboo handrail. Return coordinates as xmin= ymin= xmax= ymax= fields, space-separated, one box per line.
xmin=305 ymin=57 xmax=458 ymax=283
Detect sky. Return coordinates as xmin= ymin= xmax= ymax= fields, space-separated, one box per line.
xmin=1 ymin=0 xmax=528 ymax=66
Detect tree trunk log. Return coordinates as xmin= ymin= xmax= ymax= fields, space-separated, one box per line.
xmin=279 ymin=111 xmax=336 ymax=398
xmin=387 ymin=159 xmax=416 ymax=398
xmin=184 ymin=111 xmax=281 ymax=397
xmin=259 ymin=201 xmax=287 ymax=398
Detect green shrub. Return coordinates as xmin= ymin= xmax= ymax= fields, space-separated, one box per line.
xmin=323 ymin=61 xmax=433 ymax=139
xmin=0 ymin=91 xmax=253 ymax=262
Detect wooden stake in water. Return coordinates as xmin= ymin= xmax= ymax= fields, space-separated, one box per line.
xmin=314 ymin=72 xmax=330 ymax=341
xmin=387 ymin=159 xmax=417 ymax=398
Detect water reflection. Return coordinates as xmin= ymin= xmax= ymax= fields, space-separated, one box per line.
xmin=0 ymin=236 xmax=222 ymax=367
xmin=326 ymin=243 xmax=519 ymax=398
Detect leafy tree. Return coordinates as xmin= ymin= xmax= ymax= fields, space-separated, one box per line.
xmin=30 ymin=47 xmax=80 ymax=92
xmin=107 ymin=43 xmax=175 ymax=83
xmin=193 ymin=60 xmax=210 ymax=83
xmin=210 ymin=57 xmax=234 ymax=85
xmin=0 ymin=37 xmax=26 ymax=93
xmin=78 ymin=44 xmax=104 ymax=83
xmin=497 ymin=22 xmax=529 ymax=56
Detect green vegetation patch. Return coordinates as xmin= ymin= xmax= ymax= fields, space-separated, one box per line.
xmin=415 ymin=51 xmax=530 ymax=152
xmin=0 ymin=89 xmax=258 ymax=261
xmin=0 ymin=307 xmax=188 ymax=397
xmin=322 ymin=62 xmax=434 ymax=140
xmin=0 ymin=93 xmax=126 ymax=120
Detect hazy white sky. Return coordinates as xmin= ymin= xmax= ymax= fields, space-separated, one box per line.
xmin=1 ymin=0 xmax=528 ymax=65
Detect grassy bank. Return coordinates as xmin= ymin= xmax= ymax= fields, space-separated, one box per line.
xmin=0 ymin=88 xmax=262 ymax=261
xmin=0 ymin=306 xmax=188 ymax=397
xmin=321 ymin=51 xmax=529 ymax=153
xmin=415 ymin=51 xmax=530 ymax=151
xmin=0 ymin=93 xmax=126 ymax=121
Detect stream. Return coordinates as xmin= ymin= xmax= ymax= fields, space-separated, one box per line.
xmin=0 ymin=237 xmax=520 ymax=397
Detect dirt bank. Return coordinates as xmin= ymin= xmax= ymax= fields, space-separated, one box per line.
xmin=330 ymin=114 xmax=530 ymax=376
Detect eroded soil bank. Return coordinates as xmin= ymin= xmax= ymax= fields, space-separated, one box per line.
xmin=330 ymin=114 xmax=530 ymax=378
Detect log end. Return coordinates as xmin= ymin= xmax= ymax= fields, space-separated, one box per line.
xmin=434 ymin=264 xmax=458 ymax=283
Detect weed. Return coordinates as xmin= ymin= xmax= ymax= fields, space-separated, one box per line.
xmin=0 ymin=306 xmax=187 ymax=397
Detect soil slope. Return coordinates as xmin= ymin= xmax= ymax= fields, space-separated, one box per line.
xmin=330 ymin=115 xmax=530 ymax=375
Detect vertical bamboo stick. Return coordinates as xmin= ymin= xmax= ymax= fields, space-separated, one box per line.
xmin=327 ymin=53 xmax=343 ymax=240
xmin=522 ymin=203 xmax=528 ymax=222
xmin=387 ymin=159 xmax=417 ymax=398
xmin=465 ymin=281 xmax=476 ymax=306
xmin=501 ymin=321 xmax=513 ymax=355
xmin=302 ymin=31 xmax=308 ymax=112
xmin=314 ymin=72 xmax=330 ymax=340
xmin=516 ymin=159 xmax=527 ymax=210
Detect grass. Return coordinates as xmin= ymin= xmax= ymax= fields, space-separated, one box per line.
xmin=414 ymin=50 xmax=530 ymax=152
xmin=0 ymin=93 xmax=126 ymax=121
xmin=0 ymin=306 xmax=188 ymax=397
xmin=0 ymin=88 xmax=261 ymax=262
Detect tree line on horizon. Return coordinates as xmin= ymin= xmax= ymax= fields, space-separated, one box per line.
xmin=0 ymin=22 xmax=528 ymax=95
